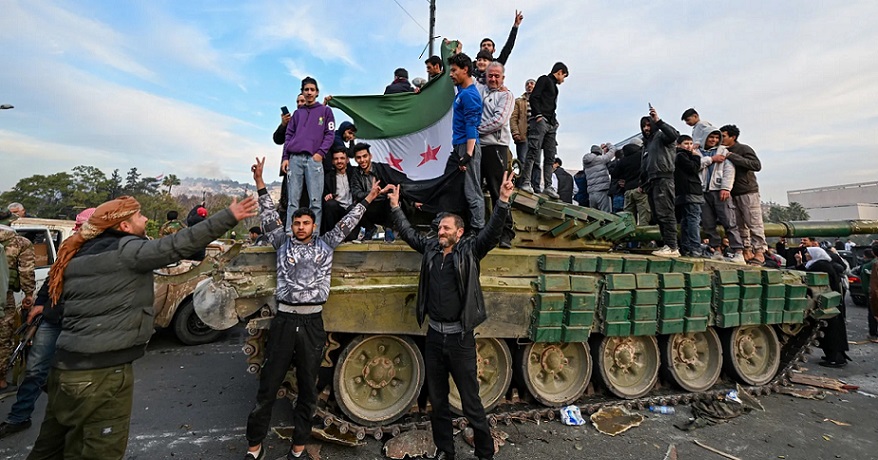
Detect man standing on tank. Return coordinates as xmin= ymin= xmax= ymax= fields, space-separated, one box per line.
xmin=387 ymin=172 xmax=514 ymax=460
xmin=244 ymin=157 xmax=386 ymax=460
xmin=520 ymin=62 xmax=568 ymax=199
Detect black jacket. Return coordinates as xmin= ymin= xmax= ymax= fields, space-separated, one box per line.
xmin=615 ymin=143 xmax=643 ymax=191
xmin=324 ymin=167 xmax=355 ymax=198
xmin=573 ymin=171 xmax=589 ymax=206
xmin=494 ymin=26 xmax=518 ymax=65
xmin=674 ymin=148 xmax=704 ymax=203
xmin=555 ymin=168 xmax=574 ymax=204
xmin=392 ymin=201 xmax=509 ymax=333
xmin=384 ymin=78 xmax=415 ymax=95
xmin=640 ymin=117 xmax=680 ymax=182
xmin=529 ymin=74 xmax=560 ymax=126
xmin=725 ymin=142 xmax=761 ymax=196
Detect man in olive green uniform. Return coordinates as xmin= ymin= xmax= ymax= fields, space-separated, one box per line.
xmin=159 ymin=210 xmax=185 ymax=237
xmin=0 ymin=225 xmax=35 ymax=394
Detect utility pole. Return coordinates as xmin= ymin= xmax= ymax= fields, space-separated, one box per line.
xmin=428 ymin=0 xmax=436 ymax=57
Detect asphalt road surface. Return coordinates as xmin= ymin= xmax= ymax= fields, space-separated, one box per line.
xmin=2 ymin=300 xmax=877 ymax=460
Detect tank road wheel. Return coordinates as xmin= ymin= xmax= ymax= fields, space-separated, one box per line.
xmin=661 ymin=329 xmax=723 ymax=392
xmin=721 ymin=325 xmax=781 ymax=386
xmin=520 ymin=342 xmax=591 ymax=407
xmin=333 ymin=335 xmax=425 ymax=426
xmin=449 ymin=338 xmax=513 ymax=414
xmin=597 ymin=336 xmax=660 ymax=399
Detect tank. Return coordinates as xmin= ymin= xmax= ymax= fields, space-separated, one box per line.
xmin=189 ymin=191 xmax=877 ymax=439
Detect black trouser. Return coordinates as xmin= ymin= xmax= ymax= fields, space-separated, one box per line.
xmin=481 ymin=145 xmax=515 ymax=242
xmin=649 ymin=178 xmax=677 ymax=249
xmin=820 ymin=296 xmax=849 ymax=357
xmin=868 ymin=299 xmax=877 ymax=337
xmin=425 ymin=328 xmax=493 ymax=459
xmin=360 ymin=199 xmax=393 ymax=230
xmin=321 ymin=199 xmax=356 ymax=240
xmin=247 ymin=312 xmax=325 ymax=447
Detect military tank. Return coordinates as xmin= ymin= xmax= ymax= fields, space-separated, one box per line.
xmin=190 ymin=191 xmax=876 ymax=439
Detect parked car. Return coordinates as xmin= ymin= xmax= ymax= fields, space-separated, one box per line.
xmin=848 ymin=265 xmax=867 ymax=307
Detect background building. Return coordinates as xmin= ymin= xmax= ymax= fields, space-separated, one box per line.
xmin=787 ymin=181 xmax=878 ymax=220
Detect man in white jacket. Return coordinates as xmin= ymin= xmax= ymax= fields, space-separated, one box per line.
xmin=477 ymin=61 xmax=516 ymax=248
xmin=699 ymin=129 xmax=745 ymax=264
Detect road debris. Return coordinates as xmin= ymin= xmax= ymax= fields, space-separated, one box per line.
xmin=822 ymin=418 xmax=851 ymax=427
xmin=589 ymin=406 xmax=644 ymax=436
xmin=857 ymin=390 xmax=877 ymax=398
xmin=560 ymin=405 xmax=586 ymax=426
xmin=662 ymin=444 xmax=678 ymax=460
xmin=693 ymin=440 xmax=742 ymax=460
xmin=462 ymin=427 xmax=509 ymax=454
xmin=383 ymin=429 xmax=436 ymax=459
xmin=790 ymin=373 xmax=859 ymax=393
xmin=284 ymin=425 xmax=365 ymax=447
xmin=676 ymin=385 xmax=762 ymax=431
xmin=776 ymin=386 xmax=826 ymax=400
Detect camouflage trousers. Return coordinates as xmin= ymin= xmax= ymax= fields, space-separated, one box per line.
xmin=0 ymin=292 xmax=16 ymax=379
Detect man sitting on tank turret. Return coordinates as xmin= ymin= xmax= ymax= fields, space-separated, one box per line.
xmin=386 ymin=171 xmax=514 ymax=460
xmin=243 ymin=156 xmax=388 ymax=460
xmin=351 ymin=142 xmax=397 ymax=241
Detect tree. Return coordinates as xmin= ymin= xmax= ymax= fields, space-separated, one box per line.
xmin=108 ymin=169 xmax=123 ymax=199
xmin=162 ymin=174 xmax=181 ymax=195
xmin=124 ymin=168 xmax=141 ymax=193
xmin=70 ymin=165 xmax=110 ymax=208
xmin=0 ymin=172 xmax=75 ymax=218
xmin=787 ymin=202 xmax=810 ymax=221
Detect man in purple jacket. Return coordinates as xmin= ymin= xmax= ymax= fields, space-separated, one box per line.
xmin=282 ymin=76 xmax=335 ymax=233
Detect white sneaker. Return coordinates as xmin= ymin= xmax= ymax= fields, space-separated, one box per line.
xmin=729 ymin=253 xmax=746 ymax=265
xmin=652 ymin=246 xmax=681 ymax=257
xmin=711 ymin=251 xmax=725 ymax=261
xmin=543 ymin=187 xmax=560 ymax=199
xmin=519 ymin=184 xmax=534 ymax=194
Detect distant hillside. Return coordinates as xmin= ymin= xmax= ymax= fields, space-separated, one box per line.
xmin=175 ymin=177 xmax=283 ymax=201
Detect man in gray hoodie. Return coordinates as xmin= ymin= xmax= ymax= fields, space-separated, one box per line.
xmin=581 ymin=143 xmax=616 ymax=212
xmin=698 ymin=129 xmax=745 ymax=264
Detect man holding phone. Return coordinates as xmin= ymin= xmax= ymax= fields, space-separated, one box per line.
xmin=282 ymin=77 xmax=335 ymax=233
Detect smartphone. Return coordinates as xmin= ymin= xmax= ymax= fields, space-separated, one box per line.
xmin=281 ymin=106 xmax=289 ymax=115
xmin=648 ymin=102 xmax=653 ymax=110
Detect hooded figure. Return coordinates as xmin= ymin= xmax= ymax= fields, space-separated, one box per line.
xmin=581 ymin=144 xmax=615 ymax=212
xmin=801 ymin=246 xmax=850 ymax=367
xmin=639 ymin=114 xmax=680 ymax=254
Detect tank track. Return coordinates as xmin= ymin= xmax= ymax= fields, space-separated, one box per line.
xmin=242 ymin=319 xmax=822 ymax=442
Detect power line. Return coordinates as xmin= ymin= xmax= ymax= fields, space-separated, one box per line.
xmin=391 ymin=0 xmax=428 ymax=33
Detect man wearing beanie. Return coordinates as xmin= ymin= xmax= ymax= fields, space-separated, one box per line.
xmin=27 ymin=195 xmax=257 ymax=459
xmin=384 ymin=67 xmax=415 ymax=94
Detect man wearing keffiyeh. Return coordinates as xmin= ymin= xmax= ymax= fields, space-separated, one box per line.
xmin=27 ymin=195 xmax=257 ymax=460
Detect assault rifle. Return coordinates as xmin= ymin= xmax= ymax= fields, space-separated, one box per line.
xmin=9 ymin=315 xmax=42 ymax=369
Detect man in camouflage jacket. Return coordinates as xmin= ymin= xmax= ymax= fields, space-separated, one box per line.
xmin=0 ymin=225 xmax=35 ymax=393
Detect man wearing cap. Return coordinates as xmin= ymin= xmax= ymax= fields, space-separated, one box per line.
xmin=520 ymin=62 xmax=568 ymax=199
xmin=27 ymin=195 xmax=257 ymax=459
xmin=385 ymin=68 xmax=415 ymax=94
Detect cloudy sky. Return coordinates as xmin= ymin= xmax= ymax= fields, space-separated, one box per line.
xmin=1 ymin=0 xmax=875 ymax=204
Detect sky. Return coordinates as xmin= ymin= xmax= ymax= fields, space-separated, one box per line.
xmin=1 ymin=0 xmax=876 ymax=205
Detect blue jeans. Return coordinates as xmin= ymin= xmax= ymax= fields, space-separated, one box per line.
xmin=6 ymin=320 xmax=61 ymax=424
xmin=679 ymin=202 xmax=702 ymax=255
xmin=285 ymin=154 xmax=324 ymax=234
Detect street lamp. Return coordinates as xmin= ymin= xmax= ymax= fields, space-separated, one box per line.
xmin=0 ymin=105 xmax=13 ymax=110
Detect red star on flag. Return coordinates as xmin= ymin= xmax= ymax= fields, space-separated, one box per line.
xmin=387 ymin=151 xmax=404 ymax=171
xmin=417 ymin=143 xmax=441 ymax=167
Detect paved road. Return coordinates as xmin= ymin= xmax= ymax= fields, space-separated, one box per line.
xmin=2 ymin=301 xmax=877 ymax=460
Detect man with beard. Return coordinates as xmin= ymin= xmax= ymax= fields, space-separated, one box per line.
xmin=640 ymin=105 xmax=681 ymax=257
xmin=244 ymin=157 xmax=386 ymax=460
xmin=387 ymin=171 xmax=514 ymax=460
xmin=479 ymin=10 xmax=524 ymax=65
xmin=321 ymin=145 xmax=356 ymax=236
xmin=27 ymin=195 xmax=257 ymax=459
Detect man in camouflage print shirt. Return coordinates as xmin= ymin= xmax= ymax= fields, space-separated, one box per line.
xmin=0 ymin=225 xmax=35 ymax=394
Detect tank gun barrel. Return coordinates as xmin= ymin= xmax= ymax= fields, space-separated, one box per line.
xmin=630 ymin=220 xmax=878 ymax=242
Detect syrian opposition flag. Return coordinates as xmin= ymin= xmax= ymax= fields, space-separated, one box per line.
xmin=327 ymin=41 xmax=464 ymax=214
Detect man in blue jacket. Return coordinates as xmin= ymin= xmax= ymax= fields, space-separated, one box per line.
xmin=447 ymin=52 xmax=484 ymax=232
xmin=388 ymin=171 xmax=514 ymax=460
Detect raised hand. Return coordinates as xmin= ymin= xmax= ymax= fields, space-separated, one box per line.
xmin=514 ymin=10 xmax=524 ymax=27
xmin=229 ymin=195 xmax=258 ymax=221
xmin=499 ymin=170 xmax=515 ymax=203
xmin=365 ymin=178 xmax=383 ymax=203
xmin=388 ymin=184 xmax=401 ymax=209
